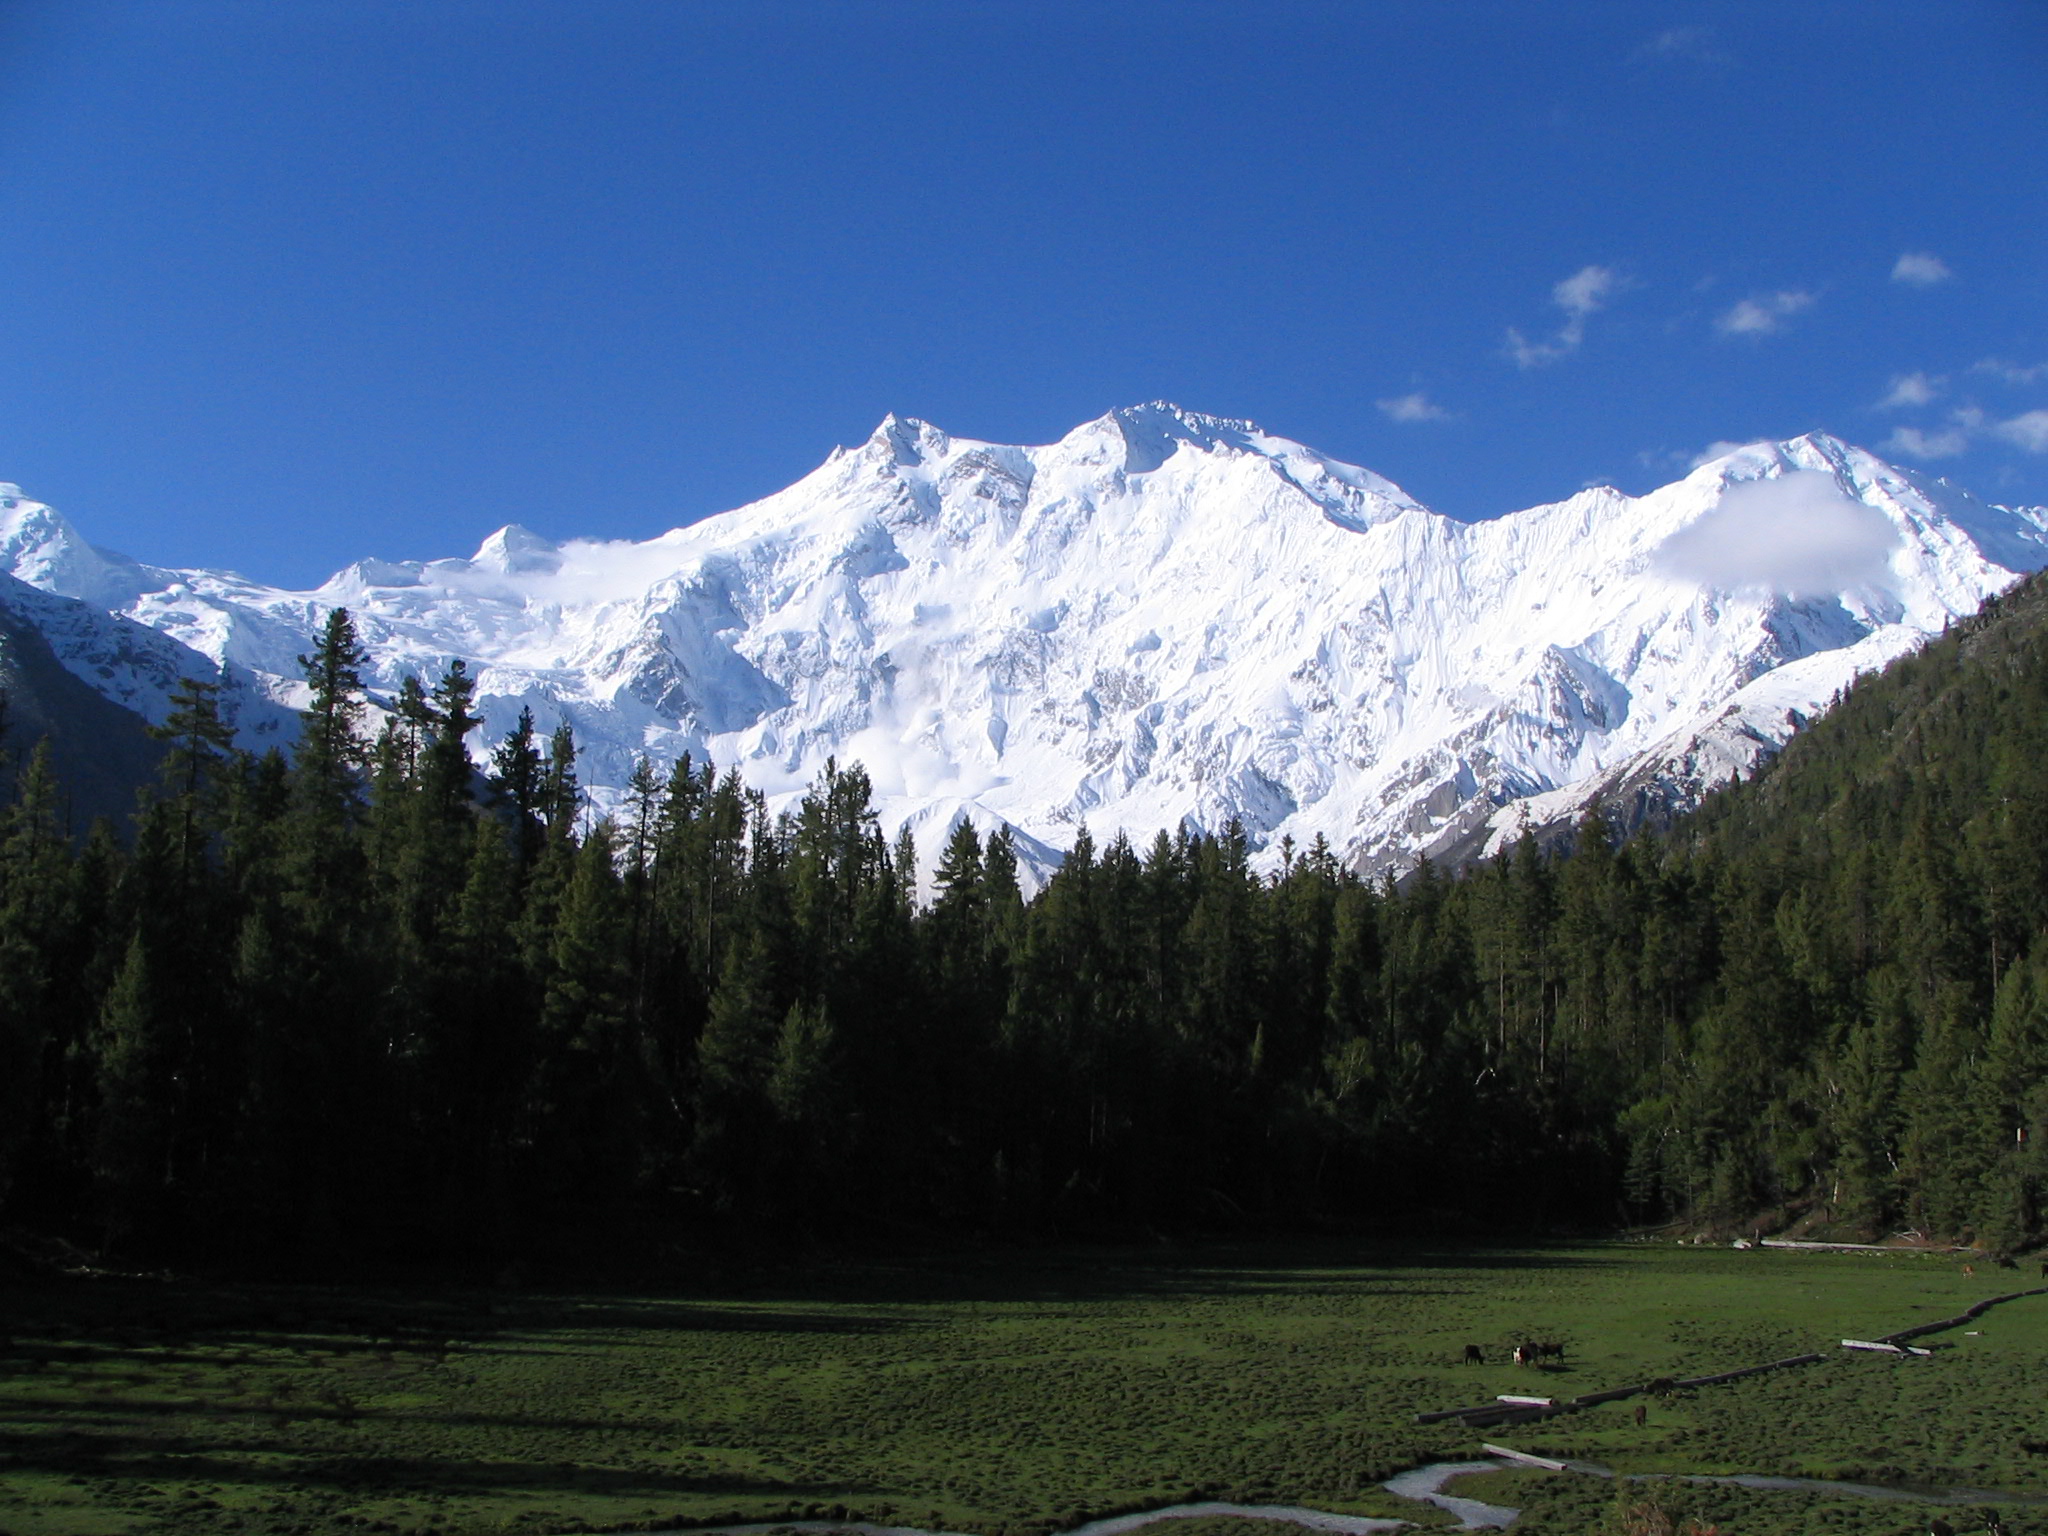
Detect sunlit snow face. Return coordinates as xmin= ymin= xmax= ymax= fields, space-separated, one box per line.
xmin=1652 ymin=470 xmax=1901 ymax=597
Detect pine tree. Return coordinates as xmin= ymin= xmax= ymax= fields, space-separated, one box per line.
xmin=90 ymin=932 xmax=170 ymax=1251
xmin=691 ymin=929 xmax=782 ymax=1209
xmin=0 ymin=743 xmax=74 ymax=1208
xmin=542 ymin=720 xmax=581 ymax=839
xmin=297 ymin=607 xmax=370 ymax=787
xmin=150 ymin=673 xmax=238 ymax=885
xmin=489 ymin=706 xmax=547 ymax=867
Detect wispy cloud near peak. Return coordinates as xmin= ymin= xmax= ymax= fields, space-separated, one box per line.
xmin=1975 ymin=358 xmax=2048 ymax=385
xmin=1884 ymin=423 xmax=1972 ymax=460
xmin=1637 ymin=26 xmax=1732 ymax=66
xmin=1688 ymin=440 xmax=1755 ymax=469
xmin=1654 ymin=471 xmax=1899 ymax=596
xmin=1376 ymin=392 xmax=1452 ymax=424
xmin=1997 ymin=411 xmax=2048 ymax=453
xmin=1878 ymin=372 xmax=1943 ymax=410
xmin=1891 ymin=252 xmax=1953 ymax=287
xmin=1716 ymin=290 xmax=1815 ymax=336
xmin=1504 ymin=264 xmax=1621 ymax=368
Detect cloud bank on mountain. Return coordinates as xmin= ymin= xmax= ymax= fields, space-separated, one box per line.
xmin=1652 ymin=470 xmax=1900 ymax=597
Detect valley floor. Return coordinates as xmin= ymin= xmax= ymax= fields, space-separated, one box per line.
xmin=2 ymin=1240 xmax=2043 ymax=1536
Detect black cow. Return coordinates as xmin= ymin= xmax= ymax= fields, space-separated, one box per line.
xmin=1462 ymin=1343 xmax=1484 ymax=1364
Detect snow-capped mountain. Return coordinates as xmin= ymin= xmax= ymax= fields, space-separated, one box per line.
xmin=4 ymin=407 xmax=2044 ymax=880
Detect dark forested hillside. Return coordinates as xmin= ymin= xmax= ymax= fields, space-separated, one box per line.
xmin=3 ymin=582 xmax=2047 ymax=1269
xmin=0 ymin=580 xmax=165 ymax=834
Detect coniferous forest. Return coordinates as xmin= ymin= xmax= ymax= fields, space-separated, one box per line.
xmin=4 ymin=574 xmax=2048 ymax=1270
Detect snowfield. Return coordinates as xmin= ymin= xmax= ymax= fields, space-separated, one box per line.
xmin=4 ymin=405 xmax=2045 ymax=886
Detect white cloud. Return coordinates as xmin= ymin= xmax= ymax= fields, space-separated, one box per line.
xmin=1637 ymin=26 xmax=1732 ymax=65
xmin=1504 ymin=327 xmax=1561 ymax=369
xmin=1554 ymin=265 xmax=1617 ymax=318
xmin=1687 ymin=440 xmax=1754 ymax=469
xmin=1975 ymin=358 xmax=2048 ymax=385
xmin=1891 ymin=252 xmax=1953 ymax=287
xmin=1716 ymin=290 xmax=1815 ymax=336
xmin=1877 ymin=372 xmax=1942 ymax=410
xmin=1884 ymin=423 xmax=1972 ymax=460
xmin=1653 ymin=471 xmax=1899 ymax=596
xmin=1874 ymin=405 xmax=2048 ymax=459
xmin=1996 ymin=410 xmax=2048 ymax=453
xmin=1376 ymin=392 xmax=1451 ymax=424
xmin=1504 ymin=264 xmax=1620 ymax=368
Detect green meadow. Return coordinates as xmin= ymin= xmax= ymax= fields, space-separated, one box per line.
xmin=3 ymin=1241 xmax=2044 ymax=1536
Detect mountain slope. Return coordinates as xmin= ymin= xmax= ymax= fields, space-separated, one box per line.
xmin=0 ymin=572 xmax=168 ymax=832
xmin=3 ymin=413 xmax=2044 ymax=878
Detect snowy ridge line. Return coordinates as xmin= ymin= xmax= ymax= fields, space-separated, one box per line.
xmin=3 ymin=413 xmax=2046 ymax=889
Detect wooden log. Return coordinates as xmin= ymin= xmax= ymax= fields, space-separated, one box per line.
xmin=1670 ymin=1354 xmax=1820 ymax=1388
xmin=1480 ymin=1444 xmax=1571 ymax=1470
xmin=1570 ymin=1386 xmax=1642 ymax=1406
xmin=1844 ymin=1338 xmax=1933 ymax=1356
xmin=1882 ymin=1287 xmax=2048 ymax=1344
xmin=1759 ymin=1238 xmax=1963 ymax=1252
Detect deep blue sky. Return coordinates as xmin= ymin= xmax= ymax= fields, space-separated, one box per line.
xmin=3 ymin=0 xmax=2045 ymax=588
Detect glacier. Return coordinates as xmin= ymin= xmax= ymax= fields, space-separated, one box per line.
xmin=3 ymin=405 xmax=2045 ymax=884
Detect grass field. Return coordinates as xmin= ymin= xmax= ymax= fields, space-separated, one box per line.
xmin=3 ymin=1239 xmax=2045 ymax=1536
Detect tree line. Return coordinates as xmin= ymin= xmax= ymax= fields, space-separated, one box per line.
xmin=2 ymin=582 xmax=2046 ymax=1267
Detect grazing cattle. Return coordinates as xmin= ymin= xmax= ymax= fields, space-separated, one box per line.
xmin=1926 ymin=1518 xmax=1954 ymax=1536
xmin=1962 ymin=1264 xmax=1975 ymax=1278
xmin=1632 ymin=1403 xmax=1646 ymax=1427
xmin=1995 ymin=1255 xmax=2018 ymax=1270
xmin=1513 ymin=1343 xmax=1535 ymax=1366
xmin=1462 ymin=1344 xmax=1484 ymax=1364
xmin=1536 ymin=1340 xmax=1566 ymax=1361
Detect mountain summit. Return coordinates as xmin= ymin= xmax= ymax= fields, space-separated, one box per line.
xmin=4 ymin=414 xmax=2045 ymax=879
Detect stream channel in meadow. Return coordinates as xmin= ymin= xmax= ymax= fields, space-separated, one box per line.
xmin=662 ymin=1452 xmax=2048 ymax=1534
